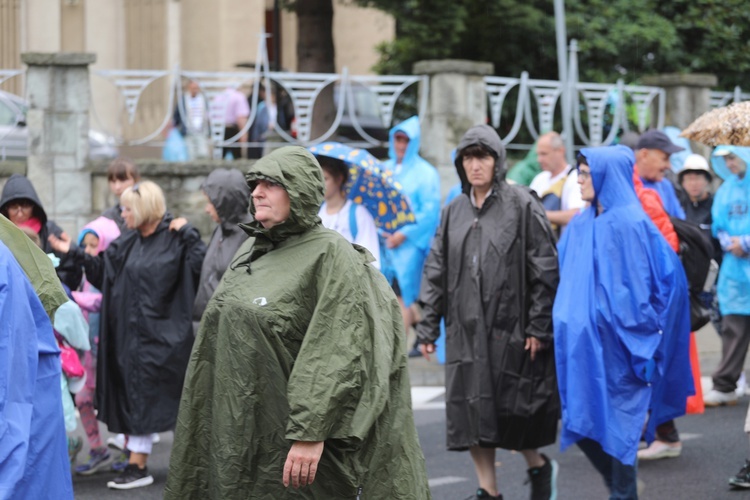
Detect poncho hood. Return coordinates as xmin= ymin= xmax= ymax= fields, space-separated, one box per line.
xmin=201 ymin=168 xmax=251 ymax=226
xmin=78 ymin=216 xmax=121 ymax=255
xmin=0 ymin=173 xmax=48 ymax=226
xmin=582 ymin=144 xmax=639 ymax=210
xmin=455 ymin=124 xmax=508 ymax=193
xmin=243 ymin=146 xmax=324 ymax=243
xmin=711 ymin=145 xmax=750 ymax=182
xmin=388 ymin=115 xmax=422 ymax=166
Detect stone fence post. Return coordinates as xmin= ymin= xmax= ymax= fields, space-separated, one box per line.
xmin=413 ymin=59 xmax=494 ymax=199
xmin=641 ymin=73 xmax=718 ymax=155
xmin=21 ymin=52 xmax=96 ymax=236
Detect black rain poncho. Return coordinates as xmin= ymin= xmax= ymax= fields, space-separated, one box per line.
xmin=165 ymin=146 xmax=430 ymax=499
xmin=416 ymin=125 xmax=560 ymax=451
xmin=68 ymin=213 xmax=206 ymax=434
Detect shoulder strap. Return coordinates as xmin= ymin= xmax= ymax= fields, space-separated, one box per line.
xmin=349 ymin=202 xmax=358 ymax=241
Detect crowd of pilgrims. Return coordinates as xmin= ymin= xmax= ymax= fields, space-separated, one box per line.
xmin=1 ymin=117 xmax=749 ymax=500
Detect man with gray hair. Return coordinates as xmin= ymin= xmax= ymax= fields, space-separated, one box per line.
xmin=529 ymin=131 xmax=585 ymax=236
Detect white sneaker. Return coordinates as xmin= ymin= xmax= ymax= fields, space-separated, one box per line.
xmin=737 ymin=373 xmax=748 ymax=397
xmin=106 ymin=433 xmax=126 ymax=451
xmin=637 ymin=440 xmax=682 ymax=460
xmin=704 ymin=389 xmax=738 ymax=407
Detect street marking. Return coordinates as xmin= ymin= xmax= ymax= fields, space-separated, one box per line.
xmin=411 ymin=387 xmax=446 ymax=410
xmin=428 ymin=476 xmax=468 ymax=487
xmin=680 ymin=433 xmax=701 ymax=442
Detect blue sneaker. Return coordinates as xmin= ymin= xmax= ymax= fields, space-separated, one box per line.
xmin=111 ymin=450 xmax=130 ymax=472
xmin=75 ymin=447 xmax=112 ymax=475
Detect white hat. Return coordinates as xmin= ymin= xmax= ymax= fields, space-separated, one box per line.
xmin=679 ymin=154 xmax=712 ymax=180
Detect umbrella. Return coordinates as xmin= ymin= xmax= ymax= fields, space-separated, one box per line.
xmin=308 ymin=142 xmax=415 ymax=232
xmin=681 ymin=101 xmax=750 ymax=146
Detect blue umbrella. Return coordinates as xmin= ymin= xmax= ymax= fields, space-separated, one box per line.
xmin=308 ymin=142 xmax=415 ymax=232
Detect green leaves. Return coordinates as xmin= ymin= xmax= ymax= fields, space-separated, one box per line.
xmin=358 ymin=0 xmax=747 ymax=89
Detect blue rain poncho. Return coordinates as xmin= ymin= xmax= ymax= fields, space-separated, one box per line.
xmin=0 ymin=241 xmax=73 ymax=500
xmin=554 ymin=145 xmax=693 ymax=466
xmin=381 ymin=116 xmax=441 ymax=306
xmin=711 ymin=145 xmax=750 ymax=316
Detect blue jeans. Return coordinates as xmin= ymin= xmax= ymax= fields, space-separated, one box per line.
xmin=577 ymin=438 xmax=638 ymax=500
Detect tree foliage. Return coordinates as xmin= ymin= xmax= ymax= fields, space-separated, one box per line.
xmin=357 ymin=0 xmax=750 ymax=89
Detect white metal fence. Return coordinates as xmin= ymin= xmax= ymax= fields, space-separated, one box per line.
xmin=1 ymin=61 xmax=748 ymax=161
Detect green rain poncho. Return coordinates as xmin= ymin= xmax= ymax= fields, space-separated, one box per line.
xmin=165 ymin=147 xmax=430 ymax=499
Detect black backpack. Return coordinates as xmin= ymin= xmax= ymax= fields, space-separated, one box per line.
xmin=670 ymin=216 xmax=715 ymax=330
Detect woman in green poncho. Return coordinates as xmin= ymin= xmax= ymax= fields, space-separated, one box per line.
xmin=165 ymin=146 xmax=430 ymax=499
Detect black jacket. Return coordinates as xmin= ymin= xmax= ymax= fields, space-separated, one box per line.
xmin=680 ymin=192 xmax=723 ymax=263
xmin=193 ymin=168 xmax=252 ymax=324
xmin=417 ymin=125 xmax=560 ymax=451
xmin=70 ymin=213 xmax=206 ymax=434
xmin=0 ymin=174 xmax=81 ymax=290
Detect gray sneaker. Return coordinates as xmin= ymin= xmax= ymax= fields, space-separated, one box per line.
xmin=106 ymin=464 xmax=154 ymax=490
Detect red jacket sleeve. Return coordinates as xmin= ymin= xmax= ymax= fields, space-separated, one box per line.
xmin=633 ymin=173 xmax=679 ymax=253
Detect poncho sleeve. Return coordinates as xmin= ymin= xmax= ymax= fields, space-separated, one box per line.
xmin=285 ymin=244 xmax=394 ymax=448
xmin=398 ymin=161 xmax=441 ymax=251
xmin=415 ymin=205 xmax=448 ymax=345
xmin=523 ymin=196 xmax=559 ymax=343
xmin=599 ymin=218 xmax=666 ymax=381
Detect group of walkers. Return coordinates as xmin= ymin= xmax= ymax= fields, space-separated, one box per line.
xmin=0 ymin=110 xmax=748 ymax=500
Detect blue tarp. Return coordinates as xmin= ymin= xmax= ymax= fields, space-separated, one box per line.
xmin=554 ymin=145 xmax=693 ymax=466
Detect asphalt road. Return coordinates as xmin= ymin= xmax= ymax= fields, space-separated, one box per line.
xmin=71 ymin=394 xmax=750 ymax=499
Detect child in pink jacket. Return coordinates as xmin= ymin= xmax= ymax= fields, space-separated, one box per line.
xmin=71 ymin=216 xmax=120 ymax=475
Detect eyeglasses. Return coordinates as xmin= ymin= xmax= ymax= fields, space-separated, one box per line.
xmin=576 ymin=167 xmax=591 ymax=180
xmin=6 ymin=199 xmax=33 ymax=212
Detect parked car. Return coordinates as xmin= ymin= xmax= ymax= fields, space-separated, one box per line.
xmin=0 ymin=91 xmax=118 ymax=160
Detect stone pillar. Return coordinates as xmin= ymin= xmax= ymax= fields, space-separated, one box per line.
xmin=642 ymin=73 xmax=717 ymax=129
xmin=413 ymin=59 xmax=493 ymax=199
xmin=641 ymin=73 xmax=718 ymax=156
xmin=22 ymin=52 xmax=96 ymax=236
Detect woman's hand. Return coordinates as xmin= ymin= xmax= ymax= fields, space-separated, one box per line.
xmin=47 ymin=233 xmax=72 ymax=254
xmin=728 ymin=238 xmax=748 ymax=258
xmin=169 ymin=217 xmax=188 ymax=232
xmin=283 ymin=441 xmax=324 ymax=488
xmin=385 ymin=232 xmax=406 ymax=249
xmin=420 ymin=342 xmax=436 ymax=361
xmin=525 ymin=337 xmax=544 ymax=361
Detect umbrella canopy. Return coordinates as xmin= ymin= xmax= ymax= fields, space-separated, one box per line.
xmin=308 ymin=142 xmax=415 ymax=232
xmin=681 ymin=101 xmax=750 ymax=146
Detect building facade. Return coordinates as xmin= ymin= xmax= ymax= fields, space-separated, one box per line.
xmin=1 ymin=0 xmax=394 ymax=139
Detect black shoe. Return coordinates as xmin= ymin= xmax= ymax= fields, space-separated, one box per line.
xmin=729 ymin=460 xmax=750 ymax=489
xmin=106 ymin=463 xmax=154 ymax=490
xmin=465 ymin=488 xmax=503 ymax=499
xmin=527 ymin=454 xmax=558 ymax=500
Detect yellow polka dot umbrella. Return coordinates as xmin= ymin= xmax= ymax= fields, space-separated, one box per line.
xmin=308 ymin=142 xmax=415 ymax=231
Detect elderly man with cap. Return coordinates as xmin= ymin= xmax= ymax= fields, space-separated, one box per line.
xmin=635 ymin=129 xmax=687 ymax=219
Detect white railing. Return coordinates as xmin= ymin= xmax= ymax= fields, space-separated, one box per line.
xmin=2 ymin=36 xmax=748 ymax=160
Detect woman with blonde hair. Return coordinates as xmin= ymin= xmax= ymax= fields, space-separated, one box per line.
xmin=49 ymin=180 xmax=206 ymax=490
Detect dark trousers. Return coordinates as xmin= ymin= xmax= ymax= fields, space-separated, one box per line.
xmin=712 ymin=315 xmax=750 ymax=393
xmin=656 ymin=419 xmax=679 ymax=443
xmin=222 ymin=125 xmax=241 ymax=160
xmin=577 ymin=438 xmax=638 ymax=500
